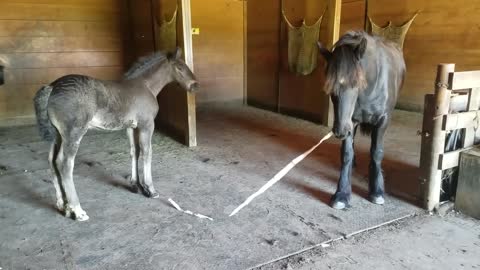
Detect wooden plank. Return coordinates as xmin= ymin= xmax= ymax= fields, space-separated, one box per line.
xmin=0 ymin=20 xmax=122 ymax=37
xmin=439 ymin=146 xmax=476 ymax=170
xmin=443 ymin=111 xmax=480 ymax=131
xmin=448 ymin=71 xmax=480 ymax=90
xmin=438 ymin=148 xmax=463 ymax=170
xmin=4 ymin=66 xmax=123 ymax=84
xmin=1 ymin=52 xmax=123 ymax=68
xmin=0 ymin=2 xmax=122 ymax=21
xmin=0 ymin=37 xmax=123 ymax=53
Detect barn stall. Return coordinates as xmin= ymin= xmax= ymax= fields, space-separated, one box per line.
xmin=0 ymin=0 xmax=479 ymax=269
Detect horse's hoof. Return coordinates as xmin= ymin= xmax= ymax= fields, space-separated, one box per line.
xmin=331 ymin=200 xmax=347 ymax=210
xmin=370 ymin=195 xmax=385 ymax=205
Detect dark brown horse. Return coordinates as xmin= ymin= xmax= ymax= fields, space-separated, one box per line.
xmin=318 ymin=31 xmax=405 ymax=209
xmin=33 ymin=48 xmax=198 ymax=221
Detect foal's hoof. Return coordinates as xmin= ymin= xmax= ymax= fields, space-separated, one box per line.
xmin=65 ymin=205 xmax=90 ymax=221
xmin=370 ymin=195 xmax=385 ymax=205
xmin=140 ymin=185 xmax=159 ymax=198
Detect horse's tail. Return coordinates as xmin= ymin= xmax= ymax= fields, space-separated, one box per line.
xmin=33 ymin=85 xmax=56 ymax=141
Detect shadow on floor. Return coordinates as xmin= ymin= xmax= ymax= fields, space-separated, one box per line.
xmin=208 ymin=106 xmax=422 ymax=207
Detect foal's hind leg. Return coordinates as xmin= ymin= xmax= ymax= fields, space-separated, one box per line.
xmin=57 ymin=128 xmax=89 ymax=221
xmin=138 ymin=121 xmax=159 ymax=198
xmin=49 ymin=133 xmax=66 ymax=211
xmin=127 ymin=128 xmax=140 ymax=192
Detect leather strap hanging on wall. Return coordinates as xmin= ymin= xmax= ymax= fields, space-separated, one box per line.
xmin=365 ymin=1 xmax=418 ymax=50
xmin=154 ymin=3 xmax=178 ymax=52
xmin=282 ymin=1 xmax=325 ymax=76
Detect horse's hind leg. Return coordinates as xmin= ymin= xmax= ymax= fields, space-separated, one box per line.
xmin=127 ymin=128 xmax=140 ymax=192
xmin=138 ymin=121 xmax=159 ymax=198
xmin=331 ymin=133 xmax=354 ymax=210
xmin=48 ymin=132 xmax=65 ymax=211
xmin=368 ymin=124 xmax=387 ymax=205
xmin=57 ymin=128 xmax=89 ymax=221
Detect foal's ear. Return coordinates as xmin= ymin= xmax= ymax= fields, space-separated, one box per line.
xmin=174 ymin=47 xmax=183 ymax=60
xmin=317 ymin=41 xmax=332 ymax=62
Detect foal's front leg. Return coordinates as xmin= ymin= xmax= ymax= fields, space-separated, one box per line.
xmin=331 ymin=133 xmax=354 ymax=210
xmin=138 ymin=121 xmax=159 ymax=198
xmin=368 ymin=125 xmax=387 ymax=205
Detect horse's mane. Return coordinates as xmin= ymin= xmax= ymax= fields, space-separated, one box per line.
xmin=324 ymin=31 xmax=369 ymax=95
xmin=124 ymin=51 xmax=169 ymax=79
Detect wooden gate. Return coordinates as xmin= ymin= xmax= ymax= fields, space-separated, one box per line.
xmin=420 ymin=64 xmax=480 ymax=211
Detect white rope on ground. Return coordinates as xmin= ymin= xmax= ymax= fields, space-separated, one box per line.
xmin=168 ymin=198 xmax=214 ymax=221
xmin=229 ymin=131 xmax=334 ymax=217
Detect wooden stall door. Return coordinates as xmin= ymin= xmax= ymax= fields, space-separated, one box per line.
xmin=127 ymin=0 xmax=196 ymax=147
xmin=245 ymin=0 xmax=281 ymax=111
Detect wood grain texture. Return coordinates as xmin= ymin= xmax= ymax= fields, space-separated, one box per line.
xmin=278 ymin=0 xmax=329 ymax=124
xmin=0 ymin=0 xmax=128 ymax=119
xmin=364 ymin=0 xmax=480 ymax=111
xmin=246 ymin=0 xmax=281 ymax=111
xmin=191 ymin=0 xmax=244 ymax=103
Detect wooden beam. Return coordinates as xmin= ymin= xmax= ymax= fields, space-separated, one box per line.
xmin=448 ymin=71 xmax=480 ymax=90
xmin=442 ymin=111 xmax=480 ymax=131
xmin=181 ymin=0 xmax=196 ymax=147
xmin=439 ymin=148 xmax=471 ymax=170
xmin=322 ymin=0 xmax=341 ymax=127
xmin=424 ymin=63 xmax=455 ymax=211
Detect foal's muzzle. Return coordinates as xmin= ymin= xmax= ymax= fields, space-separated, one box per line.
xmin=188 ymin=82 xmax=199 ymax=92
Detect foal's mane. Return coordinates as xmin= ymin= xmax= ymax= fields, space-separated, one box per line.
xmin=324 ymin=31 xmax=369 ymax=95
xmin=124 ymin=51 xmax=169 ymax=80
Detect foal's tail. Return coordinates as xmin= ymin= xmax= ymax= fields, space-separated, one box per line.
xmin=33 ymin=85 xmax=56 ymax=141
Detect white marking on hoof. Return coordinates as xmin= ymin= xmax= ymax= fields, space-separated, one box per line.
xmin=56 ymin=199 xmax=65 ymax=212
xmin=151 ymin=191 xmax=160 ymax=199
xmin=331 ymin=200 xmax=347 ymax=210
xmin=65 ymin=205 xmax=90 ymax=221
xmin=370 ymin=196 xmax=385 ymax=205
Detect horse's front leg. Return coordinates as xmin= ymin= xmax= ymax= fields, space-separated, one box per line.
xmin=127 ymin=128 xmax=140 ymax=192
xmin=331 ymin=133 xmax=354 ymax=210
xmin=138 ymin=121 xmax=159 ymax=198
xmin=369 ymin=124 xmax=387 ymax=205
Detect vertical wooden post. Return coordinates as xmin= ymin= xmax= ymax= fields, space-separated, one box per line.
xmin=424 ymin=63 xmax=455 ymax=211
xmin=322 ymin=0 xmax=341 ymax=127
xmin=181 ymin=0 xmax=197 ymax=147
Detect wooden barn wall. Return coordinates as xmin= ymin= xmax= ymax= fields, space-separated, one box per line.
xmin=340 ymin=0 xmax=366 ymax=34
xmin=0 ymin=0 xmax=129 ymax=121
xmin=246 ymin=0 xmax=331 ymax=124
xmin=341 ymin=0 xmax=480 ymax=111
xmin=278 ymin=0 xmax=329 ymax=123
xmin=246 ymin=0 xmax=281 ymax=111
xmin=191 ymin=0 xmax=244 ymax=103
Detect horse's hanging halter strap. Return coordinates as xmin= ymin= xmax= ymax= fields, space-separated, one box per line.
xmin=154 ymin=5 xmax=178 ymax=52
xmin=366 ymin=12 xmax=418 ymax=49
xmin=282 ymin=4 xmax=325 ymax=76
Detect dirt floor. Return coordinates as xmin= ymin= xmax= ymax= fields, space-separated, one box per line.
xmin=0 ymin=103 xmax=476 ymax=269
xmin=256 ymin=212 xmax=480 ymax=270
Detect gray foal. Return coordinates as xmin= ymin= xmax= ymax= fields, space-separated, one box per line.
xmin=34 ymin=48 xmax=198 ymax=221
